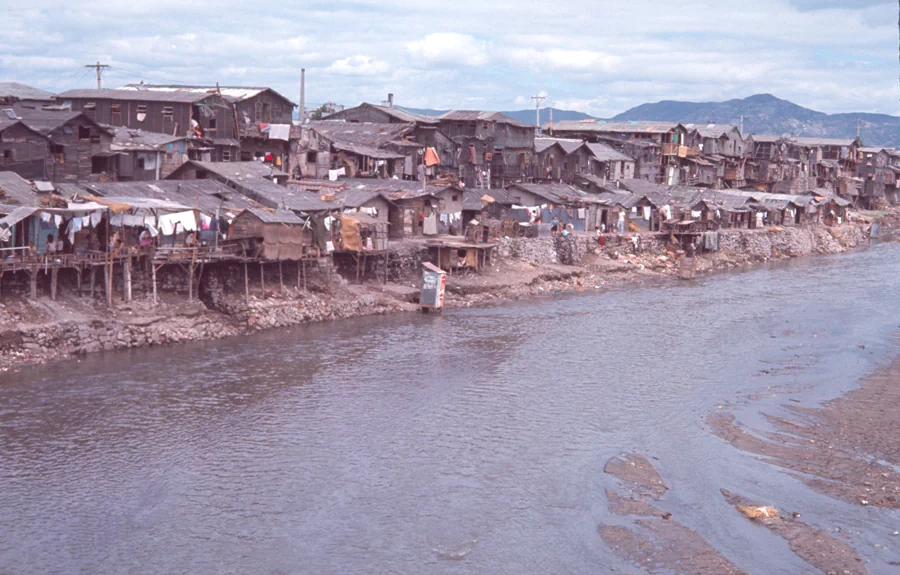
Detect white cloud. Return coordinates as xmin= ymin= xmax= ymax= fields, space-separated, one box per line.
xmin=407 ymin=33 xmax=489 ymax=67
xmin=326 ymin=55 xmax=390 ymax=76
xmin=503 ymin=48 xmax=620 ymax=73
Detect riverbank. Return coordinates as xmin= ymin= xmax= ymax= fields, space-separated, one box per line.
xmin=0 ymin=215 xmax=888 ymax=371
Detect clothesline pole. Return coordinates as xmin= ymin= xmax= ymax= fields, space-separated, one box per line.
xmin=106 ymin=208 xmax=112 ymax=307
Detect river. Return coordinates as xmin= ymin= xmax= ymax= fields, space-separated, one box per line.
xmin=2 ymin=243 xmax=899 ymax=574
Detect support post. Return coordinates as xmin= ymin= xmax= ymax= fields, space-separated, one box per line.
xmin=356 ymin=253 xmax=361 ymax=284
xmin=76 ymin=266 xmax=83 ymax=297
xmin=50 ymin=266 xmax=58 ymax=301
xmin=188 ymin=247 xmax=196 ymax=303
xmin=384 ymin=252 xmax=388 ymax=284
xmin=152 ymin=264 xmax=158 ymax=305
xmin=244 ymin=261 xmax=249 ymax=304
xmin=259 ymin=262 xmax=265 ymax=298
xmin=29 ymin=266 xmax=37 ymax=300
xmin=104 ymin=264 xmax=111 ymax=307
xmin=124 ymin=257 xmax=132 ymax=303
xmin=279 ymin=260 xmax=284 ymax=295
xmin=90 ymin=266 xmax=96 ymax=298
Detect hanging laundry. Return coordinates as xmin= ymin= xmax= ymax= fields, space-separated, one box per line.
xmin=200 ymin=213 xmax=212 ymax=230
xmin=468 ymin=145 xmax=477 ymax=164
xmin=577 ymin=208 xmax=586 ymax=219
xmin=40 ymin=212 xmax=51 ymax=223
xmin=264 ymin=153 xmax=274 ymax=162
xmin=54 ymin=215 xmax=62 ymax=227
xmin=643 ymin=206 xmax=651 ymax=220
xmin=82 ymin=215 xmax=91 ymax=228
xmin=424 ymin=147 xmax=440 ymax=167
xmin=146 ymin=223 xmax=159 ymax=238
xmin=404 ymin=156 xmax=413 ymax=176
xmin=110 ymin=214 xmax=124 ymax=226
xmin=328 ymin=169 xmax=339 ymax=181
xmin=90 ymin=210 xmax=102 ymax=227
xmin=423 ymin=213 xmax=438 ymax=236
xmin=267 ymin=124 xmax=290 ymax=141
xmin=337 ymin=167 xmax=346 ymax=176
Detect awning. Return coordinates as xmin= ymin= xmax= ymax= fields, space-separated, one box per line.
xmin=0 ymin=207 xmax=38 ymax=228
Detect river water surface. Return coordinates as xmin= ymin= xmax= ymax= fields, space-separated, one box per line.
xmin=2 ymin=243 xmax=900 ymax=574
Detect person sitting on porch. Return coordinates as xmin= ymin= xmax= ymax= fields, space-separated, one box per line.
xmin=139 ymin=228 xmax=153 ymax=248
xmin=46 ymin=235 xmax=56 ymax=255
xmin=184 ymin=232 xmax=197 ymax=248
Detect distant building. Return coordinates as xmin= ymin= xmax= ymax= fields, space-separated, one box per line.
xmin=0 ymin=82 xmax=54 ymax=108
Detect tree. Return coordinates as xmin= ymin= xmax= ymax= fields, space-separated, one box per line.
xmin=309 ymin=104 xmax=332 ymax=121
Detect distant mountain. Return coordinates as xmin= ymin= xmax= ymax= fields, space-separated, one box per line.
xmin=398 ymin=106 xmax=597 ymax=125
xmin=612 ymin=94 xmax=900 ymax=147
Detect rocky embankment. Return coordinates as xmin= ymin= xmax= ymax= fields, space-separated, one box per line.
xmin=0 ymin=217 xmax=889 ymax=371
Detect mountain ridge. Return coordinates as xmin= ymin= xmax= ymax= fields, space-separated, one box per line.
xmin=403 ymin=94 xmax=900 ymax=147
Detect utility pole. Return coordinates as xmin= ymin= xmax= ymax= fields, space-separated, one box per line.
xmin=531 ymin=94 xmax=545 ymax=135
xmin=84 ymin=61 xmax=110 ymax=89
xmin=299 ymin=68 xmax=306 ymax=124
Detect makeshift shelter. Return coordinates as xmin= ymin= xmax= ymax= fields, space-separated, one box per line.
xmin=230 ymin=208 xmax=312 ymax=260
xmin=337 ymin=213 xmax=389 ymax=252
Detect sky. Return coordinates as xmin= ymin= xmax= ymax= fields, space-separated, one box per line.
xmin=1 ymin=0 xmax=898 ymax=117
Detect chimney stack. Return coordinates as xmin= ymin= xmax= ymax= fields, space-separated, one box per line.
xmin=299 ymin=68 xmax=306 ymax=124
xmin=388 ymin=93 xmax=394 ymax=108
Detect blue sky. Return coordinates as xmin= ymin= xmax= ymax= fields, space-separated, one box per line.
xmin=1 ymin=0 xmax=897 ymax=116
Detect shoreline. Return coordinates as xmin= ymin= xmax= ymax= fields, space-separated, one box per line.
xmin=0 ymin=219 xmax=889 ymax=373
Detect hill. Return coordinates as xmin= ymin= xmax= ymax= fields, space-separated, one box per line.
xmin=612 ymin=94 xmax=900 ymax=147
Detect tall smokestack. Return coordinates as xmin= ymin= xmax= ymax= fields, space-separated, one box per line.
xmin=299 ymin=68 xmax=306 ymax=124
xmin=388 ymin=93 xmax=394 ymax=108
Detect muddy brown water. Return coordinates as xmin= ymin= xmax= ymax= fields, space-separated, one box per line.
xmin=2 ymin=244 xmax=900 ymax=574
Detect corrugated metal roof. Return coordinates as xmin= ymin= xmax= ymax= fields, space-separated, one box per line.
xmin=9 ymin=107 xmax=95 ymax=136
xmin=119 ymin=84 xmax=296 ymax=106
xmin=244 ymin=208 xmax=305 ymax=224
xmin=325 ymin=103 xmax=439 ymax=125
xmin=310 ymin=121 xmax=418 ymax=158
xmin=0 ymin=171 xmax=39 ymax=206
xmin=56 ymin=180 xmax=260 ymax=213
xmin=549 ymin=120 xmax=681 ymax=134
xmin=57 ymin=89 xmax=219 ymax=104
xmin=789 ymin=136 xmax=857 ymax=147
xmin=535 ymin=137 xmax=584 ymax=154
xmin=438 ymin=110 xmax=532 ymax=129
xmin=584 ymin=142 xmax=633 ymax=162
xmin=686 ymin=124 xmax=741 ymax=139
xmin=0 ymin=82 xmax=54 ymax=101
xmin=111 ymin=126 xmax=184 ymax=151
xmin=187 ymin=160 xmax=288 ymax=180
xmin=508 ymin=182 xmax=597 ymax=204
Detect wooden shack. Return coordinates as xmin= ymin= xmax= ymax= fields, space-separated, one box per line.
xmin=230 ymin=208 xmax=311 ymax=260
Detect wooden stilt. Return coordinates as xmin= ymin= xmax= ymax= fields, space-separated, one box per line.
xmin=90 ymin=266 xmax=96 ymax=299
xmin=196 ymin=263 xmax=204 ymax=300
xmin=0 ymin=270 xmax=3 ymax=299
xmin=384 ymin=252 xmax=389 ymax=284
xmin=123 ymin=257 xmax=132 ymax=303
xmin=259 ymin=262 xmax=265 ymax=298
xmin=244 ymin=261 xmax=249 ymax=304
xmin=302 ymin=259 xmax=307 ymax=291
xmin=29 ymin=266 xmax=37 ymax=300
xmin=152 ymin=263 xmax=158 ymax=305
xmin=279 ymin=260 xmax=284 ymax=295
xmin=50 ymin=266 xmax=58 ymax=301
xmin=355 ymin=253 xmax=361 ymax=284
xmin=188 ymin=247 xmax=196 ymax=303
xmin=104 ymin=264 xmax=111 ymax=307
xmin=76 ymin=266 xmax=83 ymax=297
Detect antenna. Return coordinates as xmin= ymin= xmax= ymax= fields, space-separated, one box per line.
xmin=84 ymin=61 xmax=110 ymax=89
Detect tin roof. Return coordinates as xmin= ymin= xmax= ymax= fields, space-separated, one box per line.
xmin=310 ymin=121 xmax=418 ymax=159
xmin=535 ymin=137 xmax=584 ymax=154
xmin=0 ymin=171 xmax=39 ymax=206
xmin=438 ymin=110 xmax=532 ymax=129
xmin=584 ymin=142 xmax=633 ymax=162
xmin=547 ymin=120 xmax=682 ymax=134
xmin=119 ymin=84 xmax=295 ymax=106
xmin=0 ymin=82 xmax=54 ymax=101
xmin=57 ymin=88 xmax=220 ymax=104
xmin=111 ymin=127 xmax=184 ymax=151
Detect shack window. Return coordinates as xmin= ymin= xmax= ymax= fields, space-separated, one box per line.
xmin=2 ymin=149 xmax=12 ymax=161
xmin=83 ymin=102 xmax=96 ymax=111
xmin=240 ymin=151 xmax=252 ymax=161
xmin=207 ymin=118 xmax=217 ymax=135
xmin=111 ymin=104 xmax=121 ymax=124
xmin=452 ymin=194 xmax=459 ymax=201
xmin=136 ymin=105 xmax=147 ymax=122
xmin=307 ymin=151 xmax=317 ymax=163
xmin=222 ymin=149 xmax=232 ymax=161
xmin=78 ymin=126 xmax=90 ymax=141
xmin=162 ymin=106 xmax=174 ymax=118
xmin=136 ymin=157 xmax=145 ymax=169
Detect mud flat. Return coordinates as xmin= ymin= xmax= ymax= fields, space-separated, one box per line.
xmin=710 ymin=352 xmax=900 ymax=509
